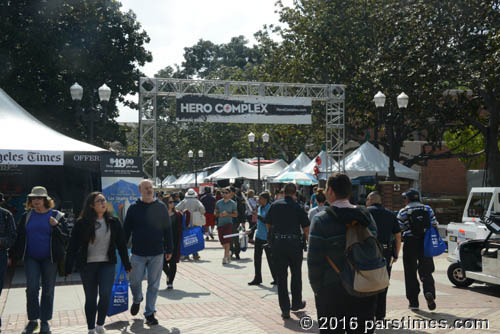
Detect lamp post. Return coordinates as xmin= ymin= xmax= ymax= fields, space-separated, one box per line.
xmin=70 ymin=82 xmax=111 ymax=144
xmin=155 ymin=160 xmax=168 ymax=186
xmin=248 ymin=132 xmax=270 ymax=194
xmin=373 ymin=91 xmax=409 ymax=180
xmin=188 ymin=149 xmax=204 ymax=188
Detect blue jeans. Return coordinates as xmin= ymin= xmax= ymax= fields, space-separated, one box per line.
xmin=0 ymin=250 xmax=8 ymax=328
xmin=24 ymin=256 xmax=58 ymax=321
xmin=80 ymin=262 xmax=115 ymax=330
xmin=129 ymin=254 xmax=163 ymax=316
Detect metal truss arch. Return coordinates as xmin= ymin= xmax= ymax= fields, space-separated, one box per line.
xmin=139 ymin=77 xmax=345 ymax=182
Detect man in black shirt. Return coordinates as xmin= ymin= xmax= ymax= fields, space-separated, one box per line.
xmin=366 ymin=191 xmax=401 ymax=320
xmin=265 ymin=183 xmax=310 ymax=319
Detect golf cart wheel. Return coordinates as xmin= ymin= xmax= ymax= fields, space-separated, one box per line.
xmin=447 ymin=263 xmax=474 ymax=287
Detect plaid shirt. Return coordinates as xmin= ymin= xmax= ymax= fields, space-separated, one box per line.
xmin=397 ymin=202 xmax=437 ymax=237
xmin=0 ymin=207 xmax=17 ymax=250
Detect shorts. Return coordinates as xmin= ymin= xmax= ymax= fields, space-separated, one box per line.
xmin=217 ymin=223 xmax=233 ymax=245
xmin=205 ymin=213 xmax=215 ymax=227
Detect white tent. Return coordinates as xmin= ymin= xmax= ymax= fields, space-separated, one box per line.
xmin=341 ymin=141 xmax=419 ymax=180
xmin=161 ymin=175 xmax=177 ymax=187
xmin=270 ymin=152 xmax=311 ymax=181
xmin=0 ymin=88 xmax=105 ymax=152
xmin=171 ymin=172 xmax=208 ymax=188
xmin=206 ymin=157 xmax=258 ymax=181
xmin=301 ymin=150 xmax=337 ymax=180
xmin=260 ymin=159 xmax=288 ymax=179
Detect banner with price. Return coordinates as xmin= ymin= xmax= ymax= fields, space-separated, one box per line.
xmin=100 ymin=154 xmax=143 ymax=223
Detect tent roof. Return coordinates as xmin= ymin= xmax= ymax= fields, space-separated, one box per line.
xmin=302 ymin=150 xmax=336 ymax=174
xmin=260 ymin=159 xmax=288 ymax=179
xmin=0 ymin=88 xmax=105 ymax=152
xmin=171 ymin=172 xmax=208 ymax=188
xmin=161 ymin=175 xmax=177 ymax=187
xmin=341 ymin=141 xmax=419 ymax=180
xmin=206 ymin=157 xmax=258 ymax=181
xmin=271 ymin=152 xmax=311 ymax=181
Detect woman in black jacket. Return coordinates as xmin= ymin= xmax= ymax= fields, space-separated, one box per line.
xmin=65 ymin=192 xmax=131 ymax=334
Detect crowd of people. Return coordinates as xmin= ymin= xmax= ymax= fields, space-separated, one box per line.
xmin=0 ymin=174 xmax=439 ymax=334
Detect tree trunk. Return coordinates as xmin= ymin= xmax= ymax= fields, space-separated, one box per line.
xmin=486 ymin=100 xmax=500 ymax=186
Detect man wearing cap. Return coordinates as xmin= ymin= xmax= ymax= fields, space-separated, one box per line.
xmin=124 ymin=179 xmax=173 ymax=326
xmin=0 ymin=192 xmax=16 ymax=333
xmin=397 ymin=188 xmax=438 ymax=311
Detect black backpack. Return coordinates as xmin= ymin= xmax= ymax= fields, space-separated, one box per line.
xmin=408 ymin=206 xmax=430 ymax=237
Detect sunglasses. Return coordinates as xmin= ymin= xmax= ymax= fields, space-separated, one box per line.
xmin=95 ymin=198 xmax=106 ymax=204
xmin=168 ymin=201 xmax=174 ymax=203
xmin=222 ymin=192 xmax=229 ymax=194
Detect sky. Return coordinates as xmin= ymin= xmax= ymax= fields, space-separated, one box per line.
xmin=116 ymin=0 xmax=291 ymax=122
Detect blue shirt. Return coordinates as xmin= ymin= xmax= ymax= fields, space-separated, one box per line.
xmin=215 ymin=199 xmax=237 ymax=226
xmin=26 ymin=210 xmax=52 ymax=259
xmin=255 ymin=203 xmax=271 ymax=241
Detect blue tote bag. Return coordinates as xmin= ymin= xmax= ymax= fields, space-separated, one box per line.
xmin=180 ymin=213 xmax=205 ymax=256
xmin=107 ymin=264 xmax=129 ymax=316
xmin=424 ymin=227 xmax=447 ymax=257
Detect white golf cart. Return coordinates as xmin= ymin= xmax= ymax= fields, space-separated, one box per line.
xmin=446 ymin=187 xmax=500 ymax=287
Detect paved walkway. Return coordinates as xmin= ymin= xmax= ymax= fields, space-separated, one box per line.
xmin=1 ymin=239 xmax=500 ymax=333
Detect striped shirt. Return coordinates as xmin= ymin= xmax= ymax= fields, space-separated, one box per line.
xmin=397 ymin=202 xmax=438 ymax=237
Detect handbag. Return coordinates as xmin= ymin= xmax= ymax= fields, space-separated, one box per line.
xmin=424 ymin=226 xmax=447 ymax=257
xmin=191 ymin=211 xmax=206 ymax=227
xmin=180 ymin=214 xmax=205 ymax=256
xmin=107 ymin=264 xmax=128 ymax=316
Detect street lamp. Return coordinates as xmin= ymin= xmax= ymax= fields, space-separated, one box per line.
xmin=248 ymin=132 xmax=270 ymax=194
xmin=188 ymin=149 xmax=204 ymax=188
xmin=155 ymin=160 xmax=168 ymax=185
xmin=374 ymin=91 xmax=408 ymax=180
xmin=70 ymin=82 xmax=111 ymax=144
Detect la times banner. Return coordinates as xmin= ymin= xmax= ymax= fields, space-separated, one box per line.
xmin=176 ymin=94 xmax=312 ymax=124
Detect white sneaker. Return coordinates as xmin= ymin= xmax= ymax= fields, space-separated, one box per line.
xmin=222 ymin=257 xmax=229 ymax=264
xmin=88 ymin=330 xmax=96 ymax=334
xmin=95 ymin=325 xmax=106 ymax=334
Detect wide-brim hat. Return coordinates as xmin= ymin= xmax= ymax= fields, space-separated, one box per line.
xmin=185 ymin=188 xmax=198 ymax=198
xmin=27 ymin=186 xmax=52 ymax=201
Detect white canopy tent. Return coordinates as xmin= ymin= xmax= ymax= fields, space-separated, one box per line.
xmin=171 ymin=172 xmax=208 ymax=188
xmin=206 ymin=157 xmax=258 ymax=181
xmin=301 ymin=150 xmax=337 ymax=180
xmin=260 ymin=159 xmax=288 ymax=179
xmin=270 ymin=152 xmax=311 ymax=182
xmin=341 ymin=141 xmax=419 ymax=180
xmin=161 ymin=175 xmax=177 ymax=187
xmin=0 ymin=88 xmax=105 ymax=152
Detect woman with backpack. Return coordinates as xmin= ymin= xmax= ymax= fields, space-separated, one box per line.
xmin=13 ymin=186 xmax=69 ymax=334
xmin=65 ymin=192 xmax=131 ymax=334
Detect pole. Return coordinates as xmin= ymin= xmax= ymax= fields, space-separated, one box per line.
xmin=387 ymin=104 xmax=396 ymax=180
xmin=89 ymin=94 xmax=95 ymax=144
xmin=257 ymin=146 xmax=261 ymax=194
xmin=194 ymin=159 xmax=198 ymax=188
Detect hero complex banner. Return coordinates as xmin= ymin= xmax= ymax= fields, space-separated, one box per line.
xmin=176 ymin=94 xmax=312 ymax=124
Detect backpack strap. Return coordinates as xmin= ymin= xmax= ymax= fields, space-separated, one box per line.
xmin=325 ymin=255 xmax=341 ymax=273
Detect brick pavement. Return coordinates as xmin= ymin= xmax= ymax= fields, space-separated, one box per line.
xmin=1 ymin=240 xmax=500 ymax=334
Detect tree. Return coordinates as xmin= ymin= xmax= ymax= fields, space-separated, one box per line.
xmin=0 ymin=0 xmax=152 ymax=146
xmin=261 ymin=0 xmax=500 ymax=185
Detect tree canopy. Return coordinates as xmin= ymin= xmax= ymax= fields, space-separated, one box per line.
xmin=0 ymin=0 xmax=152 ymax=146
